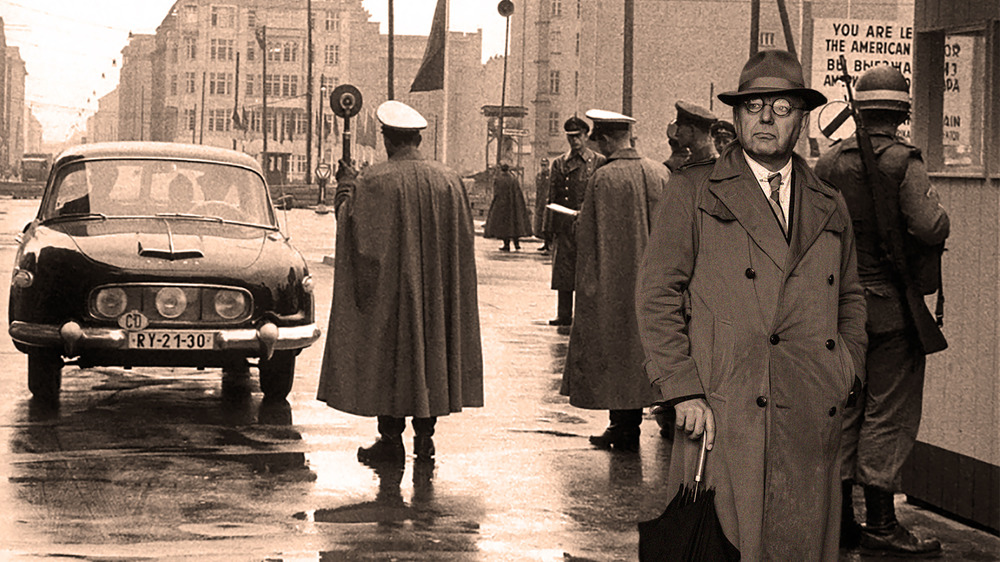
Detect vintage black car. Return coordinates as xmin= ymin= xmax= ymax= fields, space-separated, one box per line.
xmin=8 ymin=142 xmax=321 ymax=403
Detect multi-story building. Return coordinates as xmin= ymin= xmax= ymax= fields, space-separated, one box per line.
xmin=5 ymin=45 xmax=25 ymax=176
xmin=116 ymin=0 xmax=488 ymax=183
xmin=26 ymin=111 xmax=43 ymax=154
xmin=87 ymin=88 xmax=120 ymax=143
xmin=508 ymin=0 xmax=914 ymax=173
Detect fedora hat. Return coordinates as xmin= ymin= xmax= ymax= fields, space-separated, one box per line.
xmin=718 ymin=49 xmax=827 ymax=110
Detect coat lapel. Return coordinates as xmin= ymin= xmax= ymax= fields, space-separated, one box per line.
xmin=786 ymin=156 xmax=839 ymax=275
xmin=707 ymin=150 xmax=789 ymax=271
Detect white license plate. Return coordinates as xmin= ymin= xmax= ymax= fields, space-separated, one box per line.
xmin=128 ymin=331 xmax=214 ymax=350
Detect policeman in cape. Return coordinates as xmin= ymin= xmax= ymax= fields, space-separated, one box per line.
xmin=545 ymin=116 xmax=606 ymax=326
xmin=814 ymin=64 xmax=950 ymax=557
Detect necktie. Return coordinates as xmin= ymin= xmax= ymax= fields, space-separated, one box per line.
xmin=767 ymin=172 xmax=787 ymax=234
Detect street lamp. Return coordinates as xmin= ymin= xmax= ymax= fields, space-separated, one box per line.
xmin=496 ymin=0 xmax=514 ymax=168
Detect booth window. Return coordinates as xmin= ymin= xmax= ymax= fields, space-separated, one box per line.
xmin=940 ymin=31 xmax=987 ymax=169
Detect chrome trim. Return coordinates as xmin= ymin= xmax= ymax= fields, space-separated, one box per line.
xmin=9 ymin=321 xmax=320 ymax=354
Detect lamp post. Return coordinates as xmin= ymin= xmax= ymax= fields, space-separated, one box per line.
xmin=496 ymin=0 xmax=514 ymax=168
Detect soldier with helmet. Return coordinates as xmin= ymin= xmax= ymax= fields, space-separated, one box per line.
xmin=545 ymin=116 xmax=605 ymax=326
xmin=815 ymin=64 xmax=950 ymax=557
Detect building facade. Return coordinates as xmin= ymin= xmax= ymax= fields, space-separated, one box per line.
xmin=4 ymin=45 xmax=26 ymax=177
xmin=110 ymin=0 xmax=487 ymax=183
xmin=87 ymin=88 xmax=120 ymax=143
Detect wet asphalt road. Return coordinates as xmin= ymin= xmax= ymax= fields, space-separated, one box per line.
xmin=0 ymin=197 xmax=996 ymax=561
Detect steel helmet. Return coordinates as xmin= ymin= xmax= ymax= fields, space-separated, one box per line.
xmin=855 ymin=65 xmax=910 ymax=113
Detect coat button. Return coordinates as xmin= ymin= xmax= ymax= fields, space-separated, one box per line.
xmin=756 ymin=396 xmax=768 ymax=408
xmin=769 ymin=334 xmax=780 ymax=345
xmin=828 ymin=274 xmax=835 ymax=285
xmin=745 ymin=267 xmax=756 ymax=279
xmin=826 ymin=339 xmax=836 ymax=350
xmin=829 ymin=406 xmax=837 ymax=416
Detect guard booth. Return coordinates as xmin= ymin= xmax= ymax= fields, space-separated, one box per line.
xmin=263 ymin=152 xmax=289 ymax=186
xmin=900 ymin=2 xmax=999 ymax=534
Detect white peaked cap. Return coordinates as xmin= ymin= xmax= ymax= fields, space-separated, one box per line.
xmin=376 ymin=100 xmax=428 ymax=130
xmin=584 ymin=109 xmax=636 ymax=124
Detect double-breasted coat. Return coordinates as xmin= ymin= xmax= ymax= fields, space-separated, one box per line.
xmin=560 ymin=147 xmax=669 ymax=410
xmin=547 ymin=148 xmax=605 ymax=290
xmin=636 ymin=145 xmax=867 ymax=561
xmin=317 ymin=146 xmax=484 ymax=418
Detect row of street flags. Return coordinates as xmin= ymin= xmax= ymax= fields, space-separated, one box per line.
xmin=227 ymin=0 xmax=447 ymax=151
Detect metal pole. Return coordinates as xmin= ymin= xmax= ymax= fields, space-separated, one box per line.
xmin=388 ymin=0 xmax=395 ymax=99
xmin=497 ymin=13 xmax=510 ymax=167
xmin=306 ymin=0 xmax=314 ymax=185
xmin=750 ymin=0 xmax=760 ymax=56
xmin=623 ymin=0 xmax=634 ymax=115
xmin=259 ymin=25 xmax=268 ymax=169
xmin=199 ymin=72 xmax=207 ymax=144
xmin=776 ymin=0 xmax=796 ymax=58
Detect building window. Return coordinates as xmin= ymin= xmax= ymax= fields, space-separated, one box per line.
xmin=208 ymin=108 xmax=231 ymax=132
xmin=577 ymin=0 xmax=581 ymax=17
xmin=265 ymin=73 xmax=280 ymax=97
xmin=548 ymin=112 xmax=560 ymax=135
xmin=575 ymin=70 xmax=579 ymax=97
xmin=320 ymin=76 xmax=338 ymax=91
xmin=246 ymin=41 xmax=255 ymax=61
xmin=759 ymin=31 xmax=776 ymax=48
xmin=247 ymin=9 xmax=256 ymax=29
xmin=211 ymin=6 xmax=236 ymax=28
xmin=296 ymin=112 xmax=309 ymax=135
xmin=550 ymin=30 xmax=561 ymax=54
xmin=549 ymin=70 xmax=561 ymax=95
xmin=267 ymin=42 xmax=281 ymax=62
xmin=552 ymin=0 xmax=562 ymax=17
xmin=209 ymin=72 xmax=232 ymax=96
xmin=210 ymin=39 xmax=235 ymax=61
xmin=325 ymin=11 xmax=340 ymax=32
xmin=281 ymin=75 xmax=299 ymax=97
xmin=170 ymin=75 xmax=178 ymax=96
xmin=575 ymin=33 xmax=580 ymax=56
xmin=283 ymin=42 xmax=299 ymax=62
xmin=184 ymin=36 xmax=197 ymax=60
xmin=324 ymin=44 xmax=340 ymax=66
xmin=246 ymin=74 xmax=255 ymax=96
xmin=185 ymin=72 xmax=196 ymax=94
xmin=183 ymin=4 xmax=198 ymax=25
xmin=171 ymin=46 xmax=179 ymax=63
xmin=184 ymin=108 xmax=196 ymax=131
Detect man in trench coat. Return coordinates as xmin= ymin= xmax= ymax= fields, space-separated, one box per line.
xmin=561 ymin=109 xmax=669 ymax=452
xmin=636 ymin=50 xmax=867 ymax=560
xmin=317 ymin=101 xmax=483 ymax=465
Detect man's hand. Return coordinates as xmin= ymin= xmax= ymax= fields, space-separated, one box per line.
xmin=335 ymin=159 xmax=358 ymax=184
xmin=675 ymin=397 xmax=716 ymax=450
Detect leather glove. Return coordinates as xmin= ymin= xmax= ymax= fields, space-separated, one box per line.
xmin=335 ymin=159 xmax=358 ymax=184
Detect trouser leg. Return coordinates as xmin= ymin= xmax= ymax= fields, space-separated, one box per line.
xmin=558 ymin=290 xmax=573 ymax=319
xmin=590 ymin=409 xmax=642 ymax=452
xmin=855 ymin=329 xmax=925 ymax=491
xmin=358 ymin=415 xmax=406 ymax=464
xmin=412 ymin=416 xmax=437 ymax=460
xmin=377 ymin=415 xmax=406 ymax=439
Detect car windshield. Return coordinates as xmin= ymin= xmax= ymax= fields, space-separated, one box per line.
xmin=41 ymin=159 xmax=274 ymax=226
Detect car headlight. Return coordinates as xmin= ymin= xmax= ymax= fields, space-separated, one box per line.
xmin=302 ymin=274 xmax=314 ymax=294
xmin=94 ymin=287 xmax=127 ymax=318
xmin=155 ymin=287 xmax=188 ymax=318
xmin=11 ymin=268 xmax=33 ymax=288
xmin=213 ymin=290 xmax=247 ymax=320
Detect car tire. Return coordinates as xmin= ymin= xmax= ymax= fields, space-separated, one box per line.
xmin=28 ymin=350 xmax=63 ymax=403
xmin=258 ymin=350 xmax=295 ymax=401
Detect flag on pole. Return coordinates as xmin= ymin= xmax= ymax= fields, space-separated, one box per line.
xmin=410 ymin=0 xmax=446 ymax=92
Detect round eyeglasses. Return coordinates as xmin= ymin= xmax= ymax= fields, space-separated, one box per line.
xmin=742 ymin=98 xmax=802 ymax=117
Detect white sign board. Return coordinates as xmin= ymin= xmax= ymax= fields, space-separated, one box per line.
xmin=810 ymin=19 xmax=914 ymax=140
xmin=942 ymin=35 xmax=974 ymax=166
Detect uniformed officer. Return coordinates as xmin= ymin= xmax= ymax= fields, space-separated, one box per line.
xmin=319 ymin=101 xmax=484 ymax=465
xmin=561 ymin=109 xmax=669 ymax=451
xmin=815 ymin=64 xmax=949 ymax=557
xmin=545 ymin=116 xmax=605 ymax=326
xmin=710 ymin=119 xmax=737 ymax=155
xmin=672 ymin=100 xmax=719 ymax=166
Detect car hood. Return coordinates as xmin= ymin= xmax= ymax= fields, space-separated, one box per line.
xmin=52 ymin=219 xmax=270 ymax=271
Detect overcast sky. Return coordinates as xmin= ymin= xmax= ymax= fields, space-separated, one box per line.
xmin=0 ymin=0 xmax=506 ymax=143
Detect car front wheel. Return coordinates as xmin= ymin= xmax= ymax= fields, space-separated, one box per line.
xmin=258 ymin=350 xmax=295 ymax=401
xmin=28 ymin=349 xmax=63 ymax=403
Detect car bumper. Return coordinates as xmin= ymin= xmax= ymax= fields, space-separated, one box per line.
xmin=9 ymin=320 xmax=321 ymax=358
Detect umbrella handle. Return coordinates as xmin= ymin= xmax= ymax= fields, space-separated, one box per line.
xmin=694 ymin=434 xmax=708 ymax=485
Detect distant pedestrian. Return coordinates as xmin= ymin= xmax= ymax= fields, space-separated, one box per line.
xmin=710 ymin=119 xmax=737 ymax=155
xmin=545 ymin=116 xmax=605 ymax=325
xmin=484 ymin=163 xmax=532 ymax=251
xmin=532 ymin=158 xmax=553 ymax=253
xmin=672 ymin=100 xmax=719 ymax=166
xmin=561 ymin=109 xmax=669 ymax=452
xmin=815 ymin=64 xmax=949 ymax=557
xmin=636 ymin=49 xmax=866 ymax=561
xmin=317 ymin=101 xmax=483 ymax=465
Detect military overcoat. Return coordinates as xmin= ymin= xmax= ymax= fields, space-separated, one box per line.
xmin=636 ymin=146 xmax=867 ymax=561
xmin=560 ymin=147 xmax=668 ymax=409
xmin=547 ymin=148 xmax=605 ymax=290
xmin=317 ymin=146 xmax=484 ymax=418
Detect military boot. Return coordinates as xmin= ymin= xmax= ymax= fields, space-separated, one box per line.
xmin=357 ymin=416 xmax=405 ymax=465
xmin=412 ymin=416 xmax=437 ymax=461
xmin=840 ymin=480 xmax=862 ymax=550
xmin=589 ymin=409 xmax=641 ymax=452
xmin=860 ymin=485 xmax=942 ymax=557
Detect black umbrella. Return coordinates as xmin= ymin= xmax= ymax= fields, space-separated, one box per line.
xmin=638 ymin=436 xmax=740 ymax=561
